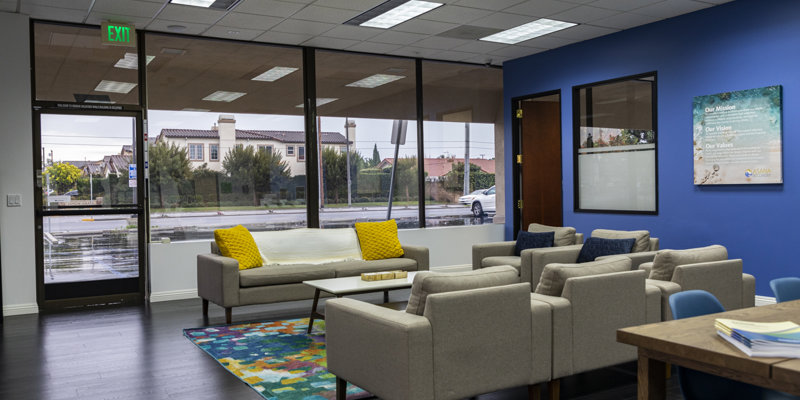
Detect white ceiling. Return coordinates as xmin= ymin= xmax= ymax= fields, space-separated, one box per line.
xmin=4 ymin=0 xmax=732 ymax=66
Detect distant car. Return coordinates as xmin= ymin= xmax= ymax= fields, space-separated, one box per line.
xmin=470 ymin=186 xmax=496 ymax=217
xmin=64 ymin=189 xmax=78 ymax=196
xmin=458 ymin=189 xmax=486 ymax=205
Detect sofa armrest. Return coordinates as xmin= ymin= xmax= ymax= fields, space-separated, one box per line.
xmin=639 ymin=261 xmax=654 ymax=275
xmin=401 ymin=245 xmax=430 ymax=271
xmin=522 ymin=245 xmax=582 ymax=289
xmin=598 ymin=250 xmax=659 ymax=271
xmin=197 ymin=253 xmax=240 ymax=307
xmin=742 ymin=273 xmax=756 ymax=308
xmin=672 ymin=259 xmax=745 ymax=311
xmin=532 ymin=293 xmax=573 ymax=379
xmin=645 ymin=279 xmax=682 ymax=320
xmin=574 ymin=233 xmax=584 ymax=245
xmin=326 ymin=298 xmax=434 ymax=400
xmin=472 ymin=241 xmax=516 ymax=270
xmin=649 ymin=237 xmax=660 ymax=251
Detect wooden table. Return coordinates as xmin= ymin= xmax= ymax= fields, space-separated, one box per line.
xmin=617 ymin=300 xmax=800 ymax=399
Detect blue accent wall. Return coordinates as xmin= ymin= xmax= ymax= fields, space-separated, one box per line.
xmin=503 ymin=0 xmax=800 ymax=296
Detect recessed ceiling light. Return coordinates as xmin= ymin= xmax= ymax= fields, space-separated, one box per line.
xmin=480 ymin=18 xmax=576 ymax=44
xmin=160 ymin=47 xmax=187 ymax=55
xmin=360 ymin=1 xmax=443 ymax=29
xmin=202 ymin=91 xmax=246 ymax=102
xmin=346 ymin=74 xmax=405 ymax=88
xmin=295 ymin=98 xmax=339 ymax=108
xmin=94 ymin=80 xmax=138 ymax=94
xmin=252 ymin=67 xmax=298 ymax=82
xmin=170 ymin=0 xmax=215 ymax=7
xmin=114 ymin=53 xmax=155 ymax=69
xmin=167 ymin=25 xmax=187 ymax=32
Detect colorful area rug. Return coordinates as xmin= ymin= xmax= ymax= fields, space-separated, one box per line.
xmin=184 ymin=318 xmax=371 ymax=400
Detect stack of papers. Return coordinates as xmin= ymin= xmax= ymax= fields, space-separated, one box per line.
xmin=715 ymin=318 xmax=800 ymax=358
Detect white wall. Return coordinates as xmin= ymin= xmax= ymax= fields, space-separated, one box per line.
xmin=148 ymin=224 xmax=504 ymax=301
xmin=0 ymin=12 xmax=37 ymax=315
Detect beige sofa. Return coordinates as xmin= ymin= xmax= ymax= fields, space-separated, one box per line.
xmin=197 ymin=228 xmax=429 ymax=324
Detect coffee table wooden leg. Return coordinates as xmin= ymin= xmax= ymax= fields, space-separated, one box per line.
xmin=638 ymin=349 xmax=666 ymax=400
xmin=308 ymin=289 xmax=321 ymax=334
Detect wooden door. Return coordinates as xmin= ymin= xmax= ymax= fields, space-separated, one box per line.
xmin=520 ymin=98 xmax=562 ymax=228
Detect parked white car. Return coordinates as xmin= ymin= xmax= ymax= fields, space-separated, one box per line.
xmin=470 ymin=186 xmax=496 ymax=217
xmin=458 ymin=189 xmax=485 ymax=205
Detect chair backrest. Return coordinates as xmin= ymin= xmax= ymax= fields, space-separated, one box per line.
xmin=770 ymin=277 xmax=800 ymax=303
xmin=669 ymin=290 xmax=725 ymax=320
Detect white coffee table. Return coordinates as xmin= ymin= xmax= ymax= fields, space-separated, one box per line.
xmin=303 ymin=272 xmax=417 ymax=333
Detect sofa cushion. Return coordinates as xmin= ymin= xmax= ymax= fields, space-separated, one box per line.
xmin=591 ymin=229 xmax=651 ymax=253
xmin=354 ymin=219 xmax=405 ymax=260
xmin=515 ymin=230 xmax=554 ymax=256
xmin=528 ymin=223 xmax=577 ymax=247
xmin=214 ymin=225 xmax=263 ymax=270
xmin=648 ymin=245 xmax=728 ymax=281
xmin=252 ymin=228 xmax=362 ymax=265
xmin=331 ymin=257 xmax=418 ymax=277
xmin=405 ymin=265 xmax=519 ymax=315
xmin=576 ymin=237 xmax=636 ymax=263
xmin=534 ymin=256 xmax=631 ymax=296
xmin=239 ymin=264 xmax=335 ymax=287
xmin=482 ymin=256 xmax=522 ymax=272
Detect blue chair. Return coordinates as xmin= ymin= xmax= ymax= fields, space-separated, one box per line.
xmin=770 ymin=277 xmax=800 ymax=303
xmin=669 ymin=290 xmax=799 ymax=400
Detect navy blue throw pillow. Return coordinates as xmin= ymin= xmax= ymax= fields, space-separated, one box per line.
xmin=514 ymin=230 xmax=554 ymax=256
xmin=576 ymin=237 xmax=636 ymax=263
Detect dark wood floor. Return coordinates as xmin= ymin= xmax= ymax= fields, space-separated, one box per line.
xmin=0 ymin=291 xmax=683 ymax=400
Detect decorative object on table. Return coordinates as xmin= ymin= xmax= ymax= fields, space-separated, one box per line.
xmin=716 ymin=318 xmax=800 ymax=358
xmin=184 ymin=318 xmax=370 ymax=400
xmin=353 ymin=219 xmax=404 ymax=260
xmin=360 ymin=270 xmax=407 ymax=281
xmin=213 ymin=225 xmax=263 ymax=270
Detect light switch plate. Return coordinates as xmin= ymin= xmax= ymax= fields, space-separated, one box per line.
xmin=7 ymin=194 xmax=21 ymax=207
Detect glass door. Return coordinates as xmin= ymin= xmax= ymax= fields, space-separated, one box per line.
xmin=35 ymin=110 xmax=146 ymax=306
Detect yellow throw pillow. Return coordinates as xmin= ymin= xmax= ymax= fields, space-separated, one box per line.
xmin=214 ymin=225 xmax=263 ymax=270
xmin=355 ymin=219 xmax=405 ymax=261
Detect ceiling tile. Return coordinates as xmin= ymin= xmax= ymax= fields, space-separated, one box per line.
xmin=462 ymin=53 xmax=510 ymax=66
xmin=697 ymin=0 xmax=733 ymax=3
xmin=590 ymin=0 xmax=663 ymax=12
xmin=428 ymin=49 xmax=480 ymax=62
xmin=157 ymin=4 xmax=226 ymax=24
xmin=418 ymin=5 xmax=492 ymax=24
xmin=451 ymin=40 xmax=507 ymax=54
xmin=216 ymin=12 xmax=283 ymax=30
xmin=231 ymin=0 xmax=305 ymax=18
xmin=469 ymin=12 xmax=537 ymax=29
xmin=489 ymin=45 xmax=545 ymax=58
xmin=292 ymin=5 xmax=362 ymax=23
xmin=203 ymin=25 xmax=265 ymax=41
xmin=271 ymin=19 xmax=336 ymax=35
xmin=412 ymin=36 xmax=470 ymax=50
xmin=345 ymin=41 xmax=402 ymax=54
xmin=591 ymin=11 xmax=660 ymax=29
xmin=85 ymin=13 xmax=153 ymax=27
xmin=517 ymin=34 xmax=579 ymax=49
xmin=388 ymin=46 xmax=443 ymax=59
xmin=254 ymin=30 xmax=314 ymax=45
xmin=281 ymin=0 xmax=316 ymax=3
xmin=323 ymin=25 xmax=382 ymax=41
xmin=147 ymin=19 xmax=210 ymax=35
xmin=311 ymin=0 xmax=384 ymax=11
xmin=393 ymin=19 xmax=458 ymax=35
xmin=302 ymin=36 xmax=360 ymax=50
xmin=634 ymin=0 xmax=713 ymax=19
xmin=370 ymin=30 xmax=429 ymax=45
xmin=502 ymin=0 xmax=577 ymax=17
xmin=20 ymin=4 xmax=87 ymax=22
xmin=549 ymin=24 xmax=618 ymax=40
xmin=548 ymin=5 xmax=620 ymax=23
xmin=92 ymin=0 xmax=163 ymax=18
xmin=453 ymin=0 xmax=526 ymax=11
xmin=0 ymin=1 xmax=15 ymax=12
xmin=25 ymin=0 xmax=92 ymax=10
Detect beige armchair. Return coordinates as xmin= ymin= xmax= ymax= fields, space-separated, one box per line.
xmin=325 ymin=266 xmax=551 ymax=400
xmin=472 ymin=223 xmax=584 ymax=275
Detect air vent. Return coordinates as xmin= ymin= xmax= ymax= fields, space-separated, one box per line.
xmin=437 ymin=25 xmax=502 ymax=40
xmin=74 ymin=94 xmax=113 ymax=104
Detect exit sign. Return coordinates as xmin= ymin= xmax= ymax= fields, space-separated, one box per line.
xmin=101 ymin=21 xmax=136 ymax=47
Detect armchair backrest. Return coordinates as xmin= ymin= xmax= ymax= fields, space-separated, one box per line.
xmin=423 ymin=283 xmax=533 ymax=399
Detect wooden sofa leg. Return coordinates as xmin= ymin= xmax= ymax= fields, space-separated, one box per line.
xmin=336 ymin=377 xmax=347 ymax=400
xmin=528 ymin=383 xmax=541 ymax=400
xmin=548 ymin=379 xmax=560 ymax=400
xmin=202 ymin=299 xmax=209 ymax=316
xmin=225 ymin=307 xmax=232 ymax=324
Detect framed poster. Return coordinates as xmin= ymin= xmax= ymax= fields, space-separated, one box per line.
xmin=693 ymin=85 xmax=783 ymax=185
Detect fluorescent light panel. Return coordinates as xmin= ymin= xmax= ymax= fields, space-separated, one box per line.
xmin=94 ymin=80 xmax=137 ymax=94
xmin=203 ymin=91 xmax=246 ymax=102
xmin=346 ymin=74 xmax=405 ymax=88
xmin=252 ymin=66 xmax=298 ymax=82
xmin=480 ymin=18 xmax=576 ymax=44
xmin=114 ymin=53 xmax=155 ymax=70
xmin=295 ymin=98 xmax=339 ymax=108
xmin=361 ymin=1 xmax=442 ymax=29
xmin=170 ymin=0 xmax=215 ymax=7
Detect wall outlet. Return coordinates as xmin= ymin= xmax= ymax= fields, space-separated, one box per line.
xmin=7 ymin=194 xmax=21 ymax=207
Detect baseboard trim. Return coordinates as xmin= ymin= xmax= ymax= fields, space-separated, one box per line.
xmin=755 ymin=295 xmax=776 ymax=306
xmin=3 ymin=303 xmax=39 ymax=316
xmin=149 ymin=289 xmax=198 ymax=303
xmin=431 ymin=264 xmax=472 ymax=273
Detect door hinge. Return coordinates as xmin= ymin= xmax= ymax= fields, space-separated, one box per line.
xmin=517 ymin=199 xmax=523 ymax=209
xmin=516 ymin=154 xmax=522 ymax=164
xmin=515 ymin=109 xmax=523 ymax=118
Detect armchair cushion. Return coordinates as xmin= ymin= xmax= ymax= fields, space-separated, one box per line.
xmin=482 ymin=256 xmax=522 ymax=271
xmin=514 ymin=230 xmax=554 ymax=256
xmin=648 ymin=245 xmax=728 ymax=281
xmin=528 ymin=223 xmax=577 ymax=247
xmin=576 ymin=237 xmax=635 ymax=263
xmin=534 ymin=256 xmax=631 ymax=296
xmin=591 ymin=229 xmax=651 ymax=253
xmin=405 ymin=265 xmax=519 ymax=315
